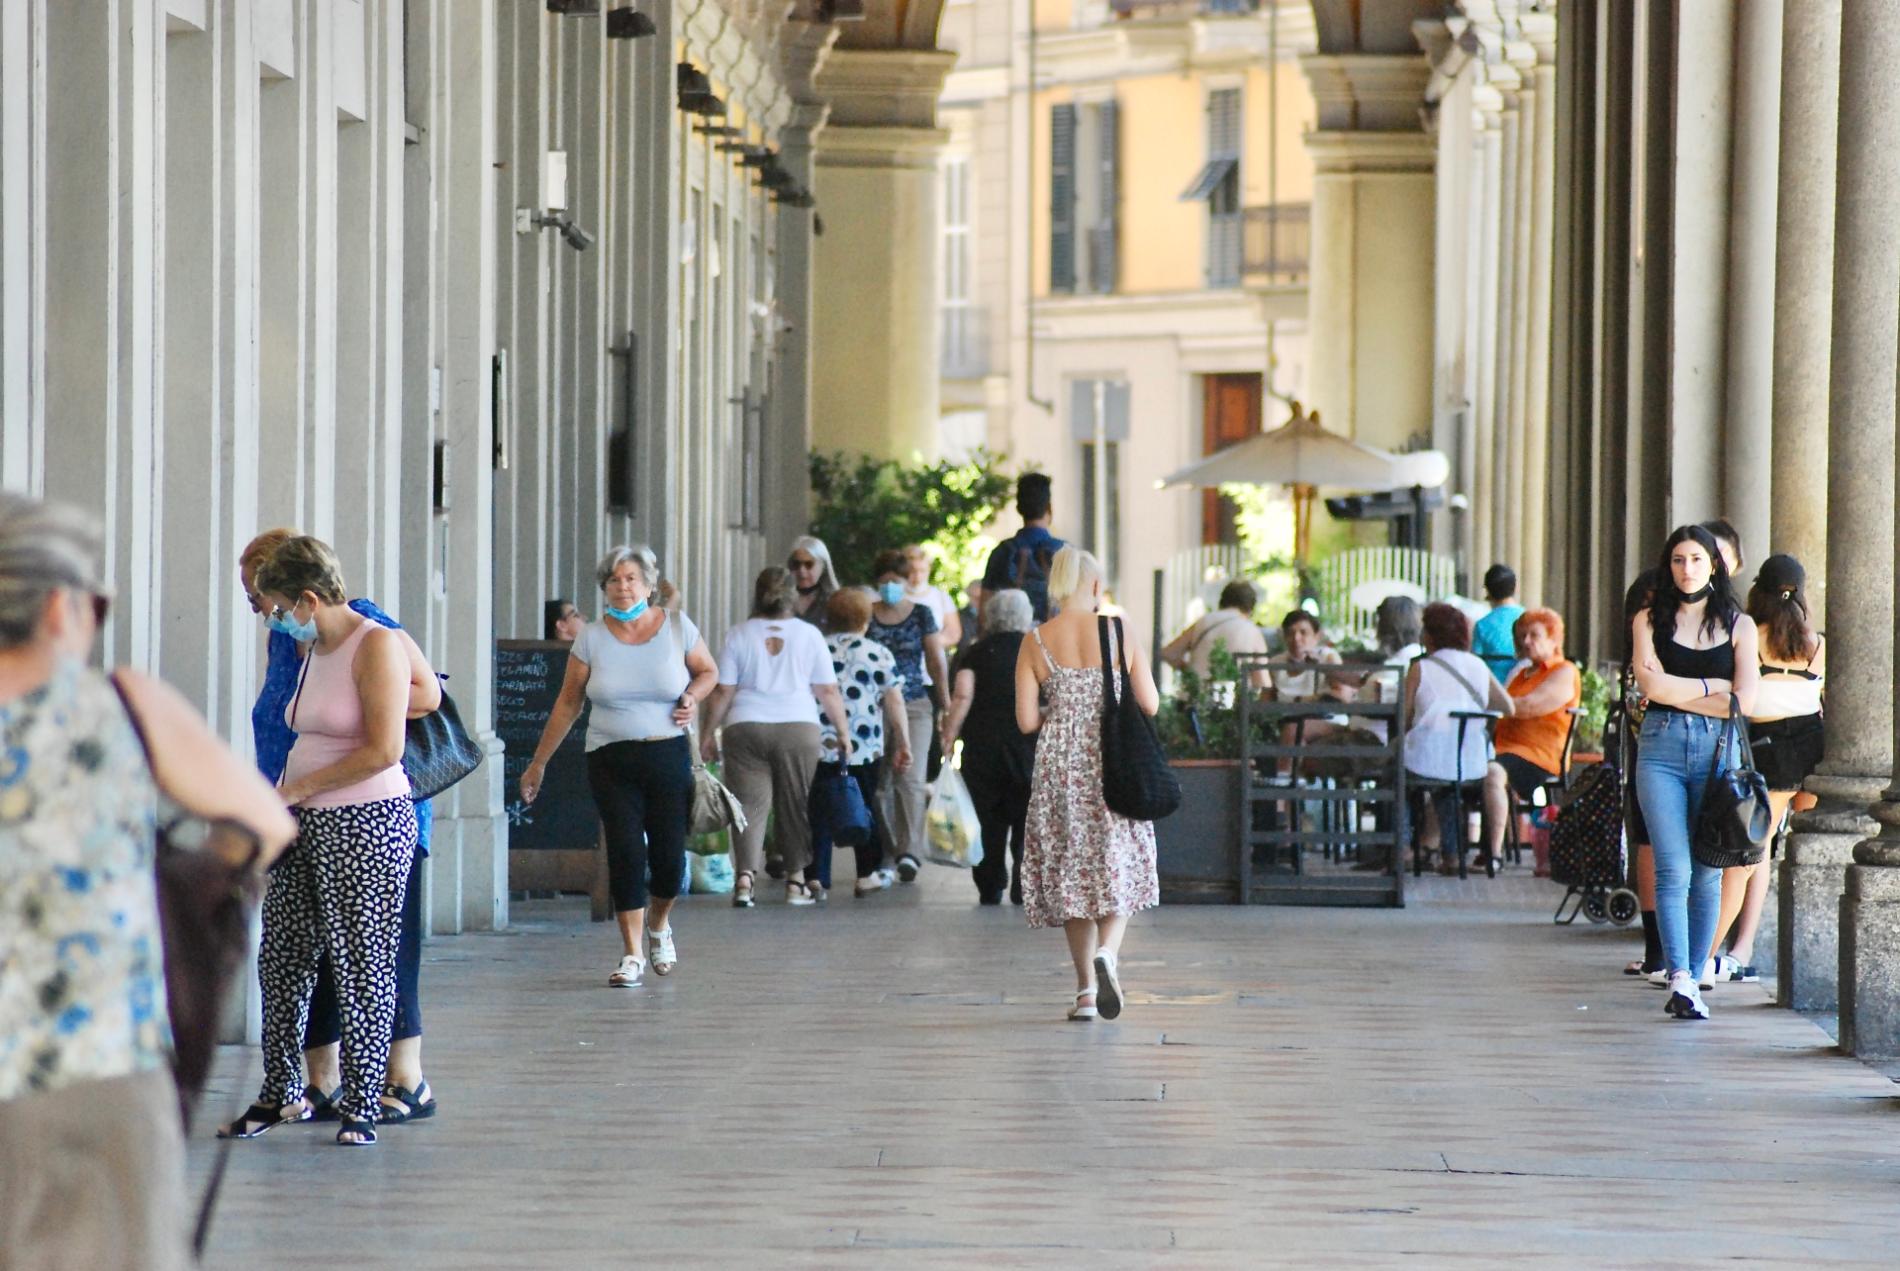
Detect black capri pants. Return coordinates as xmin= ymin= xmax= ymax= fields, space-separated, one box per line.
xmin=586 ymin=735 xmax=694 ymax=911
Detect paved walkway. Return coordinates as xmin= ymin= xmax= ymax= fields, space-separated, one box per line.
xmin=190 ymin=863 xmax=1900 ymax=1268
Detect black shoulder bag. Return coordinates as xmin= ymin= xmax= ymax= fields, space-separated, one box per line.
xmin=1097 ymin=616 xmax=1181 ymax=821
xmin=403 ymin=676 xmax=484 ymax=801
xmin=1690 ymin=694 xmax=1773 ymax=869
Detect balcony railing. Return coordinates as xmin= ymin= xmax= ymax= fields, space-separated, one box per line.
xmin=1242 ymin=202 xmax=1310 ymax=284
xmin=941 ymin=305 xmax=990 ymax=380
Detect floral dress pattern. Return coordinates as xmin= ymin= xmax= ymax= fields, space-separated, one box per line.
xmin=1020 ymin=628 xmax=1159 ymax=929
xmin=0 ymin=661 xmax=164 ymax=1102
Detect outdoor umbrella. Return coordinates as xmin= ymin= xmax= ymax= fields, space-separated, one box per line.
xmin=1158 ymin=402 xmax=1446 ymax=562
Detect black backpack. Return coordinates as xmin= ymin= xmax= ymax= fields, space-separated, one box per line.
xmin=1009 ymin=539 xmax=1057 ymax=619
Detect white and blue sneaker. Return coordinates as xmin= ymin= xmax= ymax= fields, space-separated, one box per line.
xmin=1665 ymin=972 xmax=1709 ymax=1020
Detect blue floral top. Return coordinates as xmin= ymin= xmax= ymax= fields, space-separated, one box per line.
xmin=867 ymin=603 xmax=939 ymax=702
xmin=0 ymin=661 xmax=165 ymax=1102
xmin=252 ymin=599 xmax=433 ymax=854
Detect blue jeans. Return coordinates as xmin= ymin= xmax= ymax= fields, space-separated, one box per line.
xmin=1635 ymin=711 xmax=1738 ymax=975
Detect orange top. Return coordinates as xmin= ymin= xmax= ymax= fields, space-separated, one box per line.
xmin=1495 ymin=660 xmax=1581 ymax=776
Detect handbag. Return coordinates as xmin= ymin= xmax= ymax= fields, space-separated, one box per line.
xmin=1097 ymin=615 xmax=1182 ymax=821
xmin=1691 ymin=695 xmax=1773 ymax=869
xmin=404 ymin=680 xmax=484 ymax=800
xmin=670 ymin=610 xmax=747 ymax=837
xmin=810 ymin=767 xmax=874 ymax=847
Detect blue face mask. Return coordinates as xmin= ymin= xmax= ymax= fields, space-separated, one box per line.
xmin=268 ymin=600 xmax=318 ymax=643
xmin=878 ymin=582 xmax=906 ymax=606
xmin=604 ymin=599 xmax=649 ymax=623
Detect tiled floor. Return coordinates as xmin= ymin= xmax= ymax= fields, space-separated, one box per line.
xmin=189 ymin=858 xmax=1900 ymax=1268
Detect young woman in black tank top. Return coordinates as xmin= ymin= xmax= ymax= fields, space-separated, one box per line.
xmin=1629 ymin=525 xmax=1760 ymax=1021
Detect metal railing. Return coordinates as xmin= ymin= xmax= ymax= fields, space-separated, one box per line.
xmin=1242 ymin=202 xmax=1310 ymax=283
xmin=941 ymin=305 xmax=990 ymax=379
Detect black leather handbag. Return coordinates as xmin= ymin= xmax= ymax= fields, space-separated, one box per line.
xmin=1691 ymin=696 xmax=1773 ymax=869
xmin=404 ymin=678 xmax=485 ymax=801
xmin=1097 ymin=616 xmax=1181 ymax=821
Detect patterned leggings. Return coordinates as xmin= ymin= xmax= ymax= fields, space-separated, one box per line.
xmin=257 ymin=796 xmax=416 ymax=1124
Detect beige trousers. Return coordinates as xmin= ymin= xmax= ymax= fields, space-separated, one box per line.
xmin=0 ymin=1067 xmax=190 ymax=1271
xmin=723 ymin=721 xmax=821 ymax=879
xmin=876 ymin=696 xmax=936 ymax=865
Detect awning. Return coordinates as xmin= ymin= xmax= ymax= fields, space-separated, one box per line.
xmin=1179 ymin=157 xmax=1238 ymax=202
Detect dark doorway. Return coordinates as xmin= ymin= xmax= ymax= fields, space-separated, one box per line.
xmin=1201 ymin=372 xmax=1263 ymax=545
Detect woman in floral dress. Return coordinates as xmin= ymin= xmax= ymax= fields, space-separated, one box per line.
xmin=1014 ymin=547 xmax=1160 ymax=1022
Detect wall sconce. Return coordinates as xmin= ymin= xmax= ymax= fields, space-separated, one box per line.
xmin=606 ymin=6 xmax=656 ymax=37
xmin=514 ymin=150 xmax=595 ymax=251
xmin=546 ymin=0 xmax=600 ymax=12
xmin=677 ymin=62 xmax=725 ymax=116
xmin=817 ymin=0 xmax=866 ymax=19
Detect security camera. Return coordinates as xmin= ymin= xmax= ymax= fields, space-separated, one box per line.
xmin=560 ymin=220 xmax=595 ymax=252
xmin=516 ymin=209 xmax=595 ymax=252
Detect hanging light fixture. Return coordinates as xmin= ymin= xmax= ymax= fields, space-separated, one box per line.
xmin=606 ymin=6 xmax=656 ymax=37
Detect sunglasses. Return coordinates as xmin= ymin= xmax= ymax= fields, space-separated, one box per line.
xmin=789 ymin=558 xmax=818 ymax=569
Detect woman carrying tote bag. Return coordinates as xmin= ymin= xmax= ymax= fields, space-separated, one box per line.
xmin=1014 ymin=547 xmax=1161 ymax=1024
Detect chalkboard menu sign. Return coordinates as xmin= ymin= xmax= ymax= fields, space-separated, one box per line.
xmin=495 ymin=641 xmax=598 ymax=860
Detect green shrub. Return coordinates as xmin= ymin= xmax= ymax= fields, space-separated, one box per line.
xmin=808 ymin=449 xmax=1022 ymax=603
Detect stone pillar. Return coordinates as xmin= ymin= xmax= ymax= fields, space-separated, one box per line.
xmin=809 ymin=48 xmax=954 ymax=461
xmin=1518 ymin=18 xmax=1557 ymax=607
xmin=1720 ymin=0 xmax=1781 ymax=566
xmin=1783 ymin=0 xmax=1900 ymax=1025
xmin=1299 ymin=55 xmax=1437 ymax=455
xmin=1492 ymin=73 xmax=1522 ymax=577
xmin=770 ymin=105 xmax=826 ymax=552
xmin=1469 ymin=91 xmax=1502 ymax=571
xmin=1768 ymin=0 xmax=1839 ymax=624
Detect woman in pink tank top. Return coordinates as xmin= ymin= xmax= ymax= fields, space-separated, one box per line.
xmin=220 ymin=536 xmax=419 ymax=1149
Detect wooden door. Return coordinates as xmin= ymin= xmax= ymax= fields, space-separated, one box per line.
xmin=1202 ymin=372 xmax=1263 ymax=545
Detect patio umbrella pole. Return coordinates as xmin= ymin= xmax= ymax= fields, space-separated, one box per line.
xmin=1292 ymin=481 xmax=1316 ymax=569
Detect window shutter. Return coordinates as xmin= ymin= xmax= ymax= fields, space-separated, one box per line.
xmin=1093 ymin=100 xmax=1120 ymax=293
xmin=1209 ymin=88 xmax=1240 ymax=159
xmin=1050 ymin=103 xmax=1077 ymax=294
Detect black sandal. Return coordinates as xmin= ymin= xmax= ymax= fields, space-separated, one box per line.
xmin=218 ymin=1099 xmax=310 ymax=1139
xmin=336 ymin=1117 xmax=378 ymax=1147
xmin=303 ymin=1082 xmax=342 ymax=1122
xmin=379 ymin=1079 xmax=436 ymax=1124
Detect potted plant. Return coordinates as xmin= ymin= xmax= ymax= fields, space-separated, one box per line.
xmin=1154 ymin=645 xmax=1246 ymax=903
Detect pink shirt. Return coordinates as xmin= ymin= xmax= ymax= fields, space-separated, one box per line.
xmin=282 ymin=621 xmax=411 ymax=808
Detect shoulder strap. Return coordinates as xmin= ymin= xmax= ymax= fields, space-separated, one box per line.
xmin=284 ymin=643 xmax=314 ymax=740
xmin=1030 ymin=626 xmax=1058 ymax=674
xmin=1427 ymin=651 xmax=1488 ymax=710
xmin=1098 ymin=616 xmax=1117 ymax=705
xmin=668 ymin=607 xmax=684 ymax=658
xmin=108 ymin=670 xmax=158 ymax=773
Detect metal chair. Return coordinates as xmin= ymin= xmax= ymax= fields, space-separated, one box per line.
xmin=1409 ymin=709 xmax=1501 ymax=880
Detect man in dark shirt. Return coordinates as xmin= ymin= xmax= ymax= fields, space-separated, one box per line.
xmin=981 ymin=473 xmax=1066 ymax=620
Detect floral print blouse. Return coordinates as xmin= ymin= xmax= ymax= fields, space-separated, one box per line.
xmin=0 ymin=661 xmax=165 ymax=1102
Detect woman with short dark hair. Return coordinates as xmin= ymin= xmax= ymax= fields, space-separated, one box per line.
xmin=701 ymin=567 xmax=854 ymax=905
xmin=1632 ymin=525 xmax=1760 ymax=1020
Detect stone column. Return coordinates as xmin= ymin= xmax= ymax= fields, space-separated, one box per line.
xmin=1720 ymin=0 xmax=1782 ymax=566
xmin=1781 ymin=0 xmax=1900 ymax=1021
xmin=1469 ymin=90 xmax=1502 ymax=571
xmin=1299 ymin=55 xmax=1437 ymax=455
xmin=1768 ymin=0 xmax=1839 ymax=624
xmin=1493 ymin=71 xmax=1523 ymax=578
xmin=1518 ymin=18 xmax=1557 ymax=607
xmin=809 ymin=48 xmax=954 ymax=461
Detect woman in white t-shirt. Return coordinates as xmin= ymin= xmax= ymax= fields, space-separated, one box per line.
xmin=521 ymin=545 xmax=719 ymax=988
xmin=701 ymin=567 xmax=853 ymax=906
xmin=1402 ymin=602 xmax=1516 ymax=874
xmin=904 ymin=543 xmax=963 ymax=649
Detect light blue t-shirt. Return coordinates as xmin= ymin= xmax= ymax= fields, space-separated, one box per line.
xmin=1473 ymin=604 xmax=1525 ymax=683
xmin=573 ymin=613 xmax=701 ymax=749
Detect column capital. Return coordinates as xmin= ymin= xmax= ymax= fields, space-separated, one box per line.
xmin=1299 ymin=54 xmax=1432 ymax=133
xmin=813 ymin=123 xmax=951 ymax=171
xmin=815 ymin=47 xmax=957 ymax=130
xmin=1303 ymin=129 xmax=1436 ymax=176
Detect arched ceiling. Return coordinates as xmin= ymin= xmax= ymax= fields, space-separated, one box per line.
xmin=829 ymin=0 xmax=946 ymax=51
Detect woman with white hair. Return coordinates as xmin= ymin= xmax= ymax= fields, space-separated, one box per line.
xmin=0 ymin=494 xmax=294 ymax=1262
xmin=521 ymin=545 xmax=718 ymax=988
xmin=787 ymin=535 xmax=841 ymax=632
xmin=941 ymin=588 xmax=1039 ymax=904
xmin=1014 ymin=547 xmax=1161 ymax=1022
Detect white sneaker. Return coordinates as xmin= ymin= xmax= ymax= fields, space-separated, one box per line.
xmin=1647 ymin=968 xmax=1670 ymax=989
xmin=646 ymin=928 xmax=676 ymax=976
xmin=855 ymin=873 xmax=891 ymax=898
xmin=1699 ymin=959 xmax=1716 ymax=991
xmin=1665 ymin=972 xmax=1709 ymax=1020
xmin=896 ymin=855 xmax=921 ymax=883
xmin=875 ymin=866 xmax=897 ymax=887
xmin=1093 ymin=950 xmax=1123 ymax=1021
xmin=608 ymin=955 xmax=646 ymax=988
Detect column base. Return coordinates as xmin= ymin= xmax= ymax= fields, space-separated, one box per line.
xmin=1840 ymin=795 xmax=1900 ymax=1056
xmin=1752 ymin=858 xmax=1779 ymax=981
xmin=1777 ymin=774 xmax=1881 ymax=1010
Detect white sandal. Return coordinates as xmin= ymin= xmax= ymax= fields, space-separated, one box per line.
xmin=1068 ymin=989 xmax=1098 ymax=1022
xmin=646 ymin=927 xmax=676 ymax=976
xmin=608 ymin=954 xmax=646 ymax=988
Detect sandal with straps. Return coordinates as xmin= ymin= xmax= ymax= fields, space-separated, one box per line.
xmin=304 ymin=1082 xmax=342 ymax=1123
xmin=379 ymin=1079 xmax=436 ymax=1125
xmin=733 ymin=871 xmax=756 ymax=909
xmin=336 ymin=1117 xmax=377 ymax=1148
xmin=218 ymin=1098 xmax=311 ymax=1139
xmin=1068 ymin=989 xmax=1098 ymax=1022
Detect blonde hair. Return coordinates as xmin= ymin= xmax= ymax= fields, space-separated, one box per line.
xmin=1046 ymin=545 xmax=1103 ymax=605
xmin=255 ymin=535 xmax=348 ymax=605
xmin=239 ymin=527 xmax=300 ymax=572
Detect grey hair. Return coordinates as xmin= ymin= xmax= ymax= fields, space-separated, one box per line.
xmin=983 ymin=588 xmax=1034 ymax=635
xmin=596 ymin=543 xmax=659 ymax=591
xmin=0 ymin=492 xmax=108 ymax=648
xmin=787 ymin=535 xmax=840 ymax=594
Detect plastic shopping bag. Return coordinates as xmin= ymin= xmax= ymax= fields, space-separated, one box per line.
xmin=690 ymin=849 xmax=735 ymax=894
xmin=925 ymin=765 xmax=984 ymax=869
